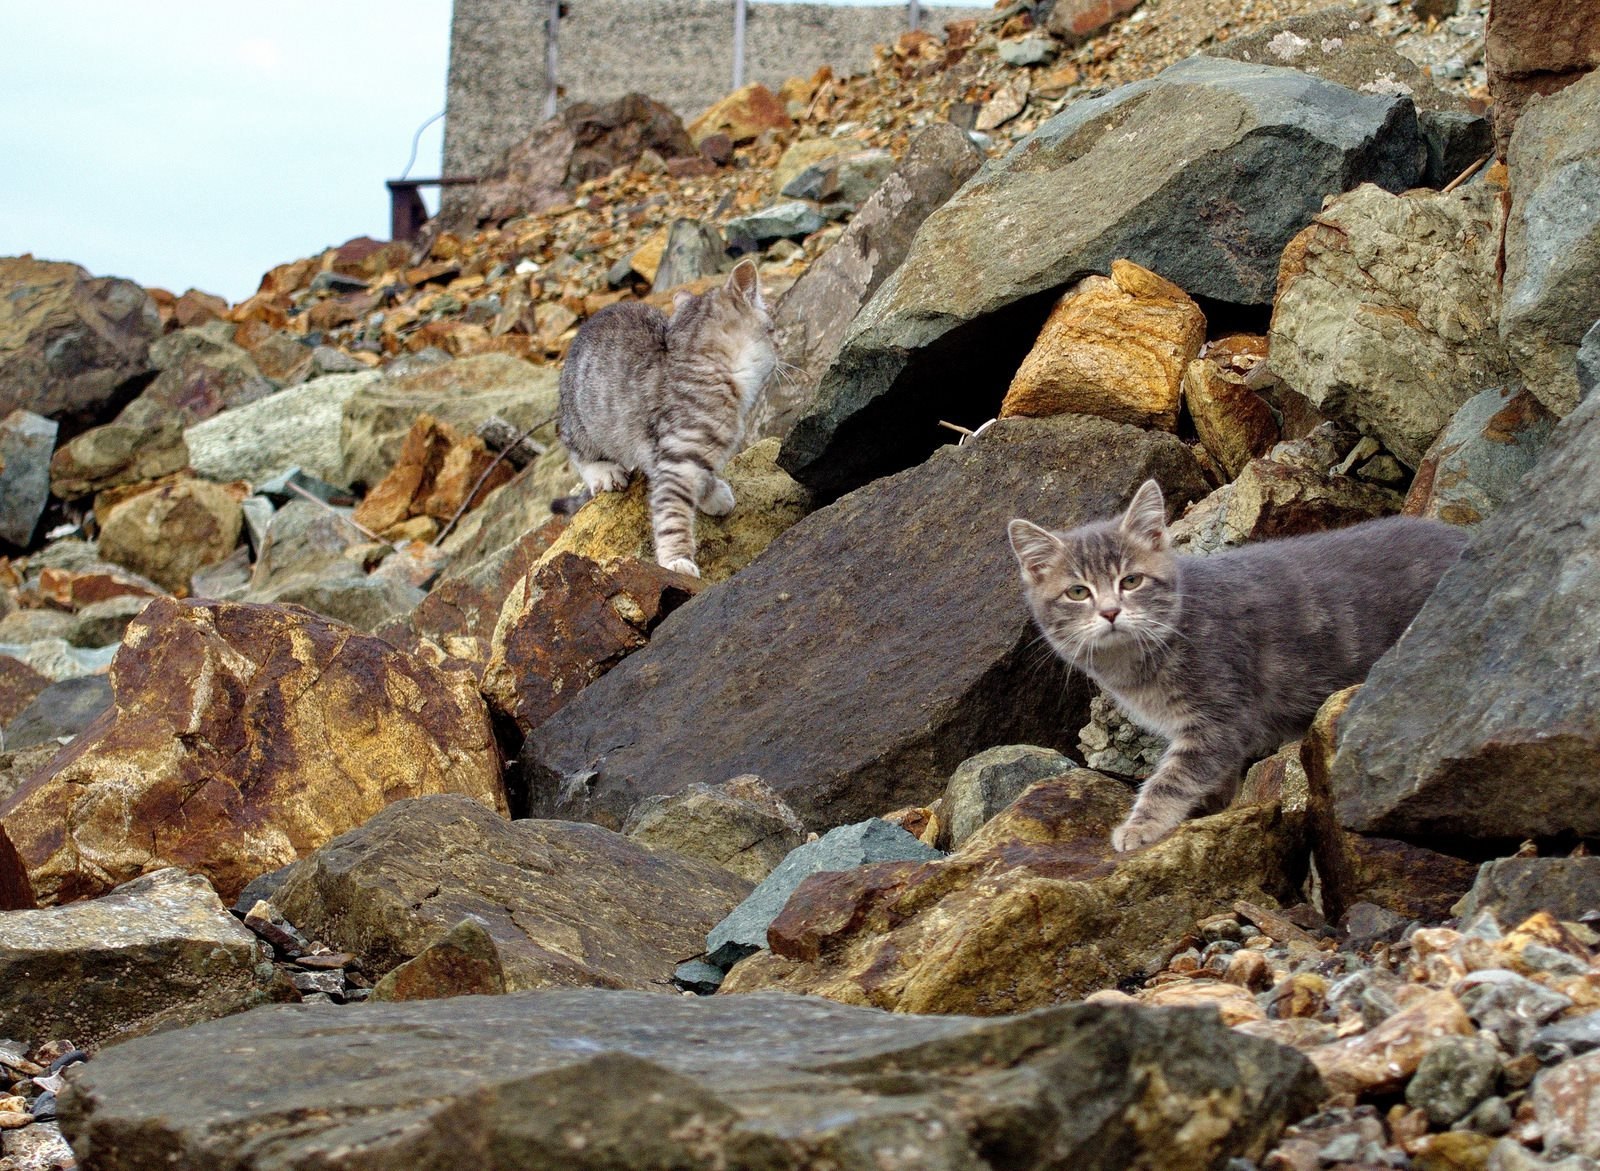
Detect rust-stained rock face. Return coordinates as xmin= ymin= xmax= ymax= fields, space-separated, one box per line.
xmin=0 ymin=598 xmax=505 ymax=907
xmin=1486 ymin=0 xmax=1600 ymax=151
xmin=719 ymin=770 xmax=1305 ymax=1014
xmin=1000 ymin=259 xmax=1206 ymax=431
xmin=687 ymin=83 xmax=793 ymax=146
xmin=0 ymin=655 xmax=50 ymax=727
xmin=350 ymin=413 xmax=513 ymax=539
xmin=1184 ymin=338 xmax=1281 ymax=479
xmin=481 ymin=552 xmax=699 ymax=739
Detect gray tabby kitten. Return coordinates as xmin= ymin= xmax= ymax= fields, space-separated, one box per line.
xmin=1008 ymin=481 xmax=1467 ymax=852
xmin=557 ymin=258 xmax=776 ymax=577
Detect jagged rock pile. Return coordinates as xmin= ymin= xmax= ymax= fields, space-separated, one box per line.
xmin=4 ymin=0 xmax=1600 ymax=1167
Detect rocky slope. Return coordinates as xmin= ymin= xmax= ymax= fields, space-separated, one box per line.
xmin=3 ymin=0 xmax=1600 ymax=1168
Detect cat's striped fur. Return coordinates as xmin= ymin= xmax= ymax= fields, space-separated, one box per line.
xmin=557 ymin=259 xmax=776 ymax=577
xmin=1009 ymin=481 xmax=1467 ymax=851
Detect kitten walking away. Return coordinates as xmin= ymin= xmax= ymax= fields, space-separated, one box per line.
xmin=1008 ymin=481 xmax=1467 ymax=851
xmin=556 ymin=258 xmax=776 ymax=577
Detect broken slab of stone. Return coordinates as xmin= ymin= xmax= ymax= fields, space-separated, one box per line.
xmin=2 ymin=675 xmax=112 ymax=752
xmin=522 ymin=415 xmax=1205 ymax=832
xmin=999 ymin=258 xmax=1205 ymax=431
xmin=941 ymin=743 xmax=1076 ymax=851
xmin=480 ymin=552 xmax=699 ymax=739
xmin=1500 ymin=70 xmax=1600 ymax=417
xmin=1270 ymin=182 xmax=1516 ymax=468
xmin=96 ymin=474 xmax=245 ymax=594
xmin=648 ymin=218 xmax=727 ymax=292
xmin=0 ymin=257 xmax=160 ymax=431
xmin=0 ymin=410 xmax=57 ymax=547
xmin=0 ymin=598 xmax=505 ymax=907
xmin=350 ymin=413 xmax=514 ymax=539
xmin=1486 ymin=0 xmax=1600 ymax=151
xmin=369 ymin=916 xmax=508 ymax=1002
xmin=1169 ymin=456 xmax=1402 ymax=556
xmin=273 ymin=794 xmax=750 ymax=991
xmin=47 ymin=400 xmax=188 ymax=500
xmin=1454 ymin=859 xmax=1600 ymax=927
xmin=1405 ymin=386 xmax=1556 ymax=526
xmin=0 ymin=868 xmax=268 ymax=1051
xmin=1184 ymin=341 xmax=1281 ymax=480
xmin=58 ymin=987 xmax=1323 ymax=1171
xmin=184 ymin=371 xmax=379 ymax=489
xmin=704 ymin=819 xmax=942 ymax=970
xmin=758 ymin=123 xmax=983 ymax=439
xmin=1329 ymin=384 xmax=1600 ymax=843
xmin=623 ymin=775 xmax=807 ymax=884
xmin=779 ymin=54 xmax=1425 ymax=500
xmin=719 ymin=771 xmax=1306 ymax=1013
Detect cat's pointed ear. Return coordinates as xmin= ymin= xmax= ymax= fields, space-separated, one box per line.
xmin=671 ymin=289 xmax=695 ymax=314
xmin=1119 ymin=480 xmax=1169 ymax=551
xmin=1008 ymin=519 xmax=1062 ymax=583
xmin=727 ymin=258 xmax=765 ymax=310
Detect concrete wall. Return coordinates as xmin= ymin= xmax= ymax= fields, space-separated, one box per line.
xmin=443 ymin=0 xmax=987 ymax=180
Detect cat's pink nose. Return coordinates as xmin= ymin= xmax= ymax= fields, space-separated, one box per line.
xmin=1099 ymin=607 xmax=1121 ymax=624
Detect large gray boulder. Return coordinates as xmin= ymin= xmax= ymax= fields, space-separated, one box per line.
xmin=273 ymin=794 xmax=751 ymax=991
xmin=59 ymin=990 xmax=1323 ymax=1171
xmin=1329 ymin=387 xmax=1600 ymax=840
xmin=184 ymin=371 xmax=380 ymax=489
xmin=0 ymin=410 xmax=57 ymax=547
xmin=757 ymin=123 xmax=985 ymax=439
xmin=522 ymin=415 xmax=1205 ymax=831
xmin=779 ymin=55 xmax=1425 ymax=499
xmin=1501 ymin=70 xmax=1600 ymax=416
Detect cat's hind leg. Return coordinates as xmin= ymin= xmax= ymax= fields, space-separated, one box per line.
xmin=1111 ymin=736 xmax=1247 ymax=852
xmin=571 ymin=454 xmax=632 ymax=496
xmin=698 ymin=475 xmax=736 ymax=517
xmin=647 ymin=461 xmax=707 ymax=577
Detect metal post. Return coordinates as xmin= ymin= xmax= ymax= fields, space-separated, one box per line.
xmin=732 ymin=0 xmax=747 ymax=90
xmin=544 ymin=0 xmax=560 ymax=119
xmin=908 ymin=0 xmax=920 ymax=32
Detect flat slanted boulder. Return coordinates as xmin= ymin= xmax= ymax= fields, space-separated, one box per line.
xmin=780 ymin=54 xmax=1425 ymax=499
xmin=59 ymin=987 xmax=1322 ymax=1170
xmin=521 ymin=415 xmax=1205 ymax=832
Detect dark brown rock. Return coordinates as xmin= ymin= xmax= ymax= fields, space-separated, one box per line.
xmin=1486 ymin=0 xmax=1600 ymax=152
xmin=0 ymin=598 xmax=505 ymax=906
xmin=480 ymin=552 xmax=698 ymax=739
xmin=370 ymin=916 xmax=508 ymax=1001
xmin=273 ymin=793 xmax=750 ymax=991
xmin=0 ymin=821 xmax=33 ymax=910
xmin=522 ymin=415 xmax=1205 ymax=832
xmin=1047 ymin=0 xmax=1144 ymax=43
xmin=0 ymin=655 xmax=49 ymax=727
xmin=0 ymin=257 xmax=160 ymax=432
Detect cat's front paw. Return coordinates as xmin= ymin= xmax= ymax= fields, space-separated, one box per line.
xmin=581 ymin=462 xmax=631 ymax=495
xmin=1110 ymin=814 xmax=1178 ymax=853
xmin=700 ymin=478 xmax=736 ymax=517
xmin=661 ymin=556 xmax=701 ymax=579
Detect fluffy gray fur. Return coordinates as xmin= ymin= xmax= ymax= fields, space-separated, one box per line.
xmin=556 ymin=258 xmax=776 ymax=577
xmin=1009 ymin=481 xmax=1468 ymax=851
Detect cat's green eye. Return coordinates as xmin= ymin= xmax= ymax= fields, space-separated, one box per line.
xmin=1120 ymin=574 xmax=1145 ymax=590
xmin=1064 ymin=584 xmax=1091 ymax=601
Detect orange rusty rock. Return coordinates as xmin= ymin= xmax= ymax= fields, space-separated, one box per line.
xmin=1307 ymin=989 xmax=1473 ymax=1097
xmin=35 ymin=566 xmax=161 ymax=611
xmin=351 ymin=414 xmax=514 ymax=534
xmin=0 ymin=597 xmax=505 ymax=906
xmin=687 ymin=83 xmax=794 ymax=146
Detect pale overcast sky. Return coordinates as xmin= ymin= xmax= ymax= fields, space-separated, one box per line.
xmin=4 ymin=0 xmax=961 ymax=306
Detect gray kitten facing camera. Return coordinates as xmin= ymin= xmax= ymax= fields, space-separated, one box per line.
xmin=556 ymin=258 xmax=776 ymax=578
xmin=1009 ymin=480 xmax=1467 ymax=852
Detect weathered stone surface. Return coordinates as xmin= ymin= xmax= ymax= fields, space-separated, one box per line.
xmin=1207 ymin=8 xmax=1465 ymax=114
xmin=340 ymin=353 xmax=559 ymax=490
xmin=1048 ymin=0 xmax=1143 ymax=43
xmin=723 ymin=202 xmax=827 ymax=251
xmin=481 ymin=552 xmax=698 ymax=738
xmin=759 ymin=123 xmax=983 ymax=438
xmin=273 ymin=794 xmax=749 ymax=991
xmin=779 ymin=148 xmax=893 ymax=208
xmin=1405 ymin=386 xmax=1557 ymax=526
xmin=1270 ymin=182 xmax=1515 ymax=468
xmin=1170 ymin=456 xmax=1402 ymax=555
xmin=67 ymin=594 xmax=154 ymax=649
xmin=1486 ymin=0 xmax=1600 ymax=150
xmin=249 ymin=574 xmax=427 ymax=635
xmin=0 ymin=868 xmax=265 ymax=1050
xmin=687 ymin=82 xmax=792 ymax=145
xmin=0 ymin=257 xmax=159 ymax=429
xmin=1308 ymin=989 xmax=1474 ymax=1097
xmin=648 ymin=218 xmax=726 ymax=292
xmin=47 ymin=401 xmax=188 ymax=500
xmin=0 ymin=819 xmax=32 ymax=910
xmin=97 ymin=475 xmax=244 ymax=594
xmin=721 ymin=772 xmax=1305 ymax=1013
xmin=999 ymin=259 xmax=1205 ymax=430
xmin=524 ymin=416 xmax=1204 ymax=831
xmin=370 ymin=916 xmax=507 ymax=1002
xmin=1578 ymin=318 xmax=1600 ymax=400
xmin=350 ymin=413 xmax=513 ymax=537
xmin=0 ymin=655 xmax=49 ymax=729
xmin=0 ymin=598 xmax=504 ymax=906
xmin=781 ymin=55 xmax=1424 ymax=499
xmin=59 ymin=989 xmax=1322 ymax=1171
xmin=184 ymin=371 xmax=379 ymax=488
xmin=1329 ymin=387 xmax=1600 ymax=842
xmin=706 ymin=819 xmax=941 ymax=969
xmin=2 ymin=675 xmax=112 ymax=752
xmin=1078 ymin=690 xmax=1165 ymax=779
xmin=1455 ymin=859 xmax=1600 ymax=926
xmin=536 ymin=437 xmax=810 ymax=584
xmin=1184 ymin=342 xmax=1281 ymax=479
xmin=623 ymin=775 xmax=806 ymax=884
xmin=1500 ymin=71 xmax=1600 ymax=416
xmin=138 ymin=324 xmax=276 ymax=423
xmin=1406 ymin=1034 xmax=1503 ymax=1127
xmin=941 ymin=743 xmax=1076 ymax=850
xmin=0 ymin=410 xmax=57 ymax=547
xmin=1533 ymin=1049 xmax=1600 ymax=1159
